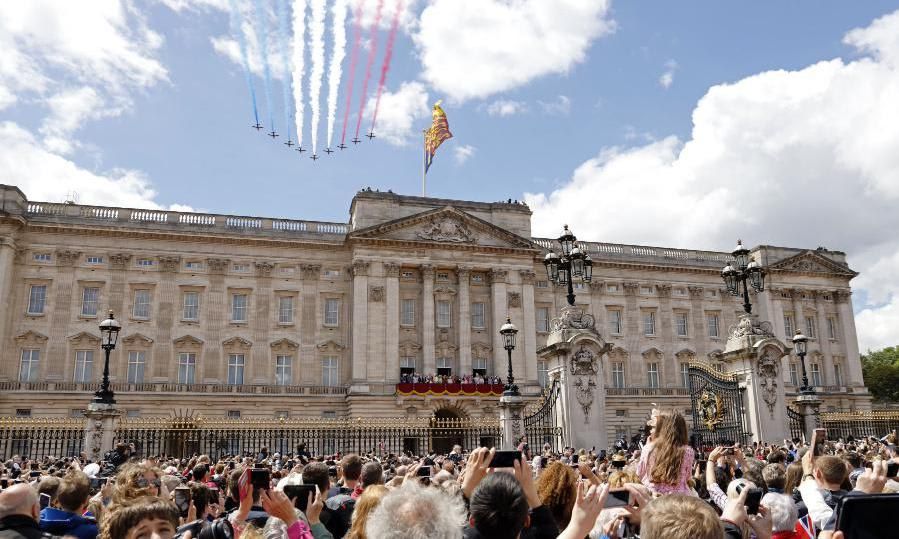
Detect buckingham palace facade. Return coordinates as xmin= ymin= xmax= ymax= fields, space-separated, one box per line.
xmin=0 ymin=184 xmax=871 ymax=440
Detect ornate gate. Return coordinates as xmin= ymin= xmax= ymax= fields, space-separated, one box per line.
xmin=688 ymin=363 xmax=751 ymax=450
xmin=786 ymin=406 xmax=804 ymax=441
xmin=523 ymin=378 xmax=564 ymax=452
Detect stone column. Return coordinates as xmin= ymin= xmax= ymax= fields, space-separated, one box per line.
xmin=835 ymin=290 xmax=863 ymax=386
xmin=108 ymin=254 xmax=131 ymax=380
xmin=300 ymin=264 xmax=321 ymax=384
xmin=520 ymin=270 xmax=538 ymax=385
xmin=252 ymin=262 xmax=274 ymax=383
xmin=384 ymin=263 xmax=400 ymax=382
xmin=498 ymin=393 xmax=526 ymax=450
xmin=47 ymin=250 xmax=80 ymax=380
xmin=351 ymin=260 xmax=370 ymax=382
xmin=688 ymin=286 xmax=706 ymax=357
xmin=153 ymin=256 xmax=179 ymax=381
xmin=421 ymin=265 xmax=435 ymax=375
xmin=656 ymin=284 xmax=674 ymax=386
xmin=457 ymin=266 xmax=472 ymax=377
xmin=0 ymin=237 xmax=19 ymax=379
xmin=202 ymin=258 xmax=228 ymax=383
xmin=795 ymin=393 xmax=822 ymax=441
xmin=813 ymin=291 xmax=833 ymax=385
xmin=622 ymin=282 xmax=640 ymax=386
xmin=82 ymin=402 xmax=123 ymax=462
xmin=490 ymin=270 xmax=508 ymax=376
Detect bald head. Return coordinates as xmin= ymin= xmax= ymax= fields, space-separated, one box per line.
xmin=0 ymin=483 xmax=39 ymax=521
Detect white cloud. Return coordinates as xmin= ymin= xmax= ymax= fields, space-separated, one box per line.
xmin=363 ymin=80 xmax=429 ymax=146
xmin=486 ymin=99 xmax=528 ymax=117
xmin=414 ymin=0 xmax=615 ymax=102
xmin=454 ymin=144 xmax=476 ymax=165
xmin=40 ymin=87 xmax=123 ymax=155
xmin=659 ymin=59 xmax=677 ymax=89
xmin=538 ymin=95 xmax=571 ymax=115
xmin=525 ymin=9 xmax=899 ymax=353
xmin=209 ymin=0 xmax=285 ymax=80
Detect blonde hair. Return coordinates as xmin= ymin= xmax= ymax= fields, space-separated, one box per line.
xmin=111 ymin=462 xmax=163 ymax=507
xmin=345 ymin=485 xmax=389 ymax=539
xmin=649 ymin=410 xmax=688 ymax=486
xmin=535 ymin=462 xmax=578 ymax=529
xmin=640 ymin=494 xmax=721 ymax=539
xmin=608 ymin=470 xmax=639 ymax=488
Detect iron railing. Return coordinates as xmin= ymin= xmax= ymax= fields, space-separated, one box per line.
xmin=0 ymin=417 xmax=83 ymax=459
xmin=819 ymin=411 xmax=899 ymax=440
xmin=786 ymin=406 xmax=804 ymax=440
xmin=523 ymin=378 xmax=563 ymax=451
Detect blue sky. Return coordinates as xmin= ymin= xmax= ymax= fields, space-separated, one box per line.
xmin=2 ymin=1 xmax=899 ymax=350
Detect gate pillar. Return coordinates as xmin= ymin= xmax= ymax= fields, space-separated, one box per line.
xmin=82 ymin=402 xmax=123 ymax=462
xmin=722 ymin=314 xmax=792 ymax=443
xmin=537 ymin=306 xmax=611 ymax=451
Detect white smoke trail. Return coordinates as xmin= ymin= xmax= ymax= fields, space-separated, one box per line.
xmin=309 ymin=0 xmax=326 ymax=154
xmin=325 ymin=0 xmax=348 ymax=149
xmin=292 ymin=0 xmax=307 ymax=148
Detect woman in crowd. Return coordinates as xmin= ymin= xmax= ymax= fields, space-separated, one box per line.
xmin=535 ymin=461 xmax=578 ymax=529
xmin=344 ymin=485 xmax=388 ymax=539
xmin=637 ymin=410 xmax=695 ymax=495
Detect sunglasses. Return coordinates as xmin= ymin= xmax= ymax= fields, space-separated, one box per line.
xmin=136 ymin=478 xmax=162 ymax=488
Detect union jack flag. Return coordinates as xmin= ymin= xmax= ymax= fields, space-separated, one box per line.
xmin=794 ymin=513 xmax=816 ymax=539
xmin=424 ymin=100 xmax=453 ymax=174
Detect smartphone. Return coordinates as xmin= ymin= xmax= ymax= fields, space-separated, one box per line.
xmin=886 ymin=461 xmax=899 ymax=478
xmin=283 ymin=484 xmax=317 ymax=513
xmin=0 ymin=479 xmax=8 ymax=489
xmin=836 ymin=493 xmax=899 ymax=539
xmin=416 ymin=465 xmax=433 ymax=477
xmin=173 ymin=487 xmax=191 ymax=518
xmin=39 ymin=493 xmax=51 ymax=509
xmin=29 ymin=471 xmax=41 ymax=478
xmin=811 ymin=428 xmax=827 ymax=457
xmin=250 ymin=468 xmax=271 ymax=491
xmin=98 ymin=477 xmax=108 ymax=487
xmin=603 ymin=489 xmax=630 ymax=508
xmin=736 ymin=484 xmax=764 ymax=515
xmin=489 ymin=450 xmax=522 ymax=469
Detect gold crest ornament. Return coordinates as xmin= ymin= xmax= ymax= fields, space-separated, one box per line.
xmin=698 ymin=391 xmax=726 ymax=431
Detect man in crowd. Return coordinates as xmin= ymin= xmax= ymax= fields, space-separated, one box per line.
xmin=0 ymin=484 xmax=45 ymax=539
xmin=38 ymin=471 xmax=97 ymax=539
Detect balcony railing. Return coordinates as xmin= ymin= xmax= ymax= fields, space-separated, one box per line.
xmin=0 ymin=381 xmax=348 ymax=396
xmin=605 ymin=387 xmax=690 ymax=396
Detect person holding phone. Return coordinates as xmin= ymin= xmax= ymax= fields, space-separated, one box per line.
xmin=798 ymin=443 xmax=850 ymax=531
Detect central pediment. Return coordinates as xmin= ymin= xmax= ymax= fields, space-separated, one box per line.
xmin=348 ymin=206 xmax=536 ymax=251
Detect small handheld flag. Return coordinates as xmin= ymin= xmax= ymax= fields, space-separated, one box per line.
xmin=422 ymin=100 xmax=453 ymax=195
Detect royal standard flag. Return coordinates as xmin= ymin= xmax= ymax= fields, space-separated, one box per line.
xmin=424 ymin=100 xmax=453 ymax=174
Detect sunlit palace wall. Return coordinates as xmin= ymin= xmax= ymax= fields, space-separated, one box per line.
xmin=0 ymin=185 xmax=871 ymax=442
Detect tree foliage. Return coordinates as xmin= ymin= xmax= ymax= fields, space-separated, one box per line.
xmin=861 ymin=346 xmax=899 ymax=402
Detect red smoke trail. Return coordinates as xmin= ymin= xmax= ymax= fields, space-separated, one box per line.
xmin=369 ymin=0 xmax=402 ymax=132
xmin=354 ymin=0 xmax=384 ymax=139
xmin=340 ymin=0 xmax=365 ymax=145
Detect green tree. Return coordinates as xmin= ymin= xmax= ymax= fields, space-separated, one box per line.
xmin=861 ymin=346 xmax=899 ymax=402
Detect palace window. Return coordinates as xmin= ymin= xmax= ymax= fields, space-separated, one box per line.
xmin=183 ymin=292 xmax=199 ymax=321
xmin=275 ymin=355 xmax=292 ymax=386
xmin=323 ymin=269 xmax=340 ymax=278
xmin=74 ymin=350 xmax=93 ymax=383
xmin=471 ymin=273 xmax=485 ymax=283
xmin=401 ymin=299 xmax=415 ymax=326
xmin=19 ymin=349 xmax=39 ymax=382
xmin=834 ymin=363 xmax=843 ymax=387
xmin=133 ymin=290 xmax=151 ymax=319
xmin=640 ymin=286 xmax=653 ymax=295
xmin=232 ymin=263 xmax=250 ymax=273
xmin=827 ymin=317 xmax=839 ymax=340
xmin=278 ymin=296 xmax=294 ymax=324
xmin=472 ymin=357 xmax=487 ymax=377
xmin=810 ymin=363 xmax=821 ymax=387
xmin=680 ymin=363 xmax=690 ymax=387
xmin=608 ymin=309 xmax=622 ymax=334
xmin=675 ymin=312 xmax=688 ymax=337
xmin=643 ymin=311 xmax=656 ymax=336
xmin=33 ymin=253 xmax=52 ymax=262
xmin=178 ymin=353 xmax=196 ymax=385
xmin=437 ymin=300 xmax=452 ymax=328
xmin=536 ymin=307 xmax=549 ymax=332
xmin=789 ymin=362 xmax=798 ymax=386
xmin=784 ymin=313 xmax=794 ymax=337
xmin=437 ymin=357 xmax=452 ymax=376
xmin=611 ymin=362 xmax=625 ymax=389
xmin=136 ymin=258 xmax=154 ymax=267
xmin=538 ymin=360 xmax=548 ymax=388
xmin=86 ymin=256 xmax=103 ymax=264
xmin=401 ymin=271 xmax=415 ymax=280
xmin=707 ymin=313 xmax=720 ymax=338
xmin=805 ymin=316 xmax=817 ymax=339
xmin=322 ymin=357 xmax=339 ymax=386
xmin=607 ymin=284 xmax=618 ymax=293
xmin=185 ymin=260 xmax=204 ymax=270
xmin=436 ymin=272 xmax=450 ymax=281
xmin=400 ymin=356 xmax=416 ymax=376
xmin=324 ymin=298 xmax=340 ymax=326
xmin=227 ymin=410 xmax=241 ymax=418
xmin=127 ymin=351 xmax=146 ymax=384
xmin=647 ymin=363 xmax=660 ymax=388
xmin=27 ymin=285 xmax=46 ymax=315
xmin=81 ymin=287 xmax=99 ymax=317
xmin=228 ymin=354 xmax=245 ymax=385
xmin=535 ymin=280 xmax=548 ymax=288
xmin=231 ymin=294 xmax=247 ymax=322
xmin=472 ymin=302 xmax=487 ymax=329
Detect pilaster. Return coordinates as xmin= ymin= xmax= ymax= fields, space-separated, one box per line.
xmin=457 ymin=266 xmax=472 ymax=376
xmin=421 ymin=265 xmax=435 ymax=375
xmin=154 ymin=257 xmax=178 ymax=382
xmin=835 ymin=290 xmax=863 ymax=386
xmin=520 ymin=270 xmax=537 ymax=385
xmin=47 ymin=251 xmax=80 ymax=380
xmin=0 ymin=237 xmax=19 ymax=380
xmin=300 ymin=264 xmax=320 ymax=384
xmin=351 ymin=260 xmax=370 ymax=382
xmin=252 ymin=261 xmax=274 ymax=383
xmin=656 ymin=283 xmax=674 ymax=386
xmin=384 ymin=263 xmax=400 ymax=382
xmin=490 ymin=269 xmax=508 ymax=376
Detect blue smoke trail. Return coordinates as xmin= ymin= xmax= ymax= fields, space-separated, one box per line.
xmin=253 ymin=0 xmax=276 ymax=134
xmin=228 ymin=0 xmax=259 ymax=126
xmin=277 ymin=0 xmax=293 ymax=142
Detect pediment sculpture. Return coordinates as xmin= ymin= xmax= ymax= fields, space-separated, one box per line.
xmin=416 ymin=215 xmax=476 ymax=244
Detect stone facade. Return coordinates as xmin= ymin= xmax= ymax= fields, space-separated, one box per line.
xmin=0 ymin=185 xmax=871 ymax=441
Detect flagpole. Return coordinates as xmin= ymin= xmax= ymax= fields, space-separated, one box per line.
xmin=422 ymin=128 xmax=427 ymax=197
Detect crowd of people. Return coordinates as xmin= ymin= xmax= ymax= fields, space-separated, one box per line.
xmin=1 ymin=410 xmax=897 ymax=538
xmin=397 ymin=373 xmax=504 ymax=385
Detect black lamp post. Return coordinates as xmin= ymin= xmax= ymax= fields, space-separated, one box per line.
xmin=94 ymin=310 xmax=121 ymax=405
xmin=792 ymin=329 xmax=815 ymax=395
xmin=721 ymin=240 xmax=765 ymax=314
xmin=543 ymin=225 xmax=592 ymax=306
xmin=500 ymin=317 xmax=519 ymax=397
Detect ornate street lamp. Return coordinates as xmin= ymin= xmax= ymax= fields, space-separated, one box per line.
xmin=543 ymin=225 xmax=592 ymax=306
xmin=721 ymin=240 xmax=765 ymax=314
xmin=500 ymin=317 xmax=519 ymax=397
xmin=95 ymin=310 xmax=121 ymax=405
xmin=792 ymin=329 xmax=814 ymax=395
